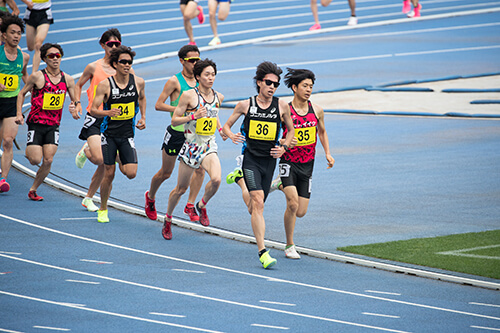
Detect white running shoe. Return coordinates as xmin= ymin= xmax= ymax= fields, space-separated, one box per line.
xmin=75 ymin=143 xmax=88 ymax=169
xmin=347 ymin=16 xmax=358 ymax=26
xmin=209 ymin=36 xmax=221 ymax=46
xmin=285 ymin=245 xmax=301 ymax=259
xmin=82 ymin=197 xmax=99 ymax=212
xmin=269 ymin=176 xmax=282 ymax=193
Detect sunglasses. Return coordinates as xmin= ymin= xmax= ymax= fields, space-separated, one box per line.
xmin=118 ymin=59 xmax=133 ymax=65
xmin=264 ymin=79 xmax=280 ymax=88
xmin=46 ymin=53 xmax=61 ymax=59
xmin=183 ymin=57 xmax=200 ymax=63
xmin=105 ymin=40 xmax=121 ymax=48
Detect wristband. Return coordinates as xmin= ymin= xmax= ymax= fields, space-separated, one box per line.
xmin=218 ymin=128 xmax=222 ymax=133
xmin=191 ymin=113 xmax=195 ymax=121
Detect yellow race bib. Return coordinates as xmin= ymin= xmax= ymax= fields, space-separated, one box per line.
xmin=294 ymin=127 xmax=316 ymax=146
xmin=32 ymin=0 xmax=49 ymax=3
xmin=249 ymin=120 xmax=276 ymax=141
xmin=195 ymin=117 xmax=217 ymax=136
xmin=42 ymin=92 xmax=65 ymax=110
xmin=0 ymin=73 xmax=19 ymax=92
xmin=111 ymin=102 xmax=135 ymax=120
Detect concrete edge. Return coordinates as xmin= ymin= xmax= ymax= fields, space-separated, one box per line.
xmin=4 ymin=151 xmax=499 ymax=290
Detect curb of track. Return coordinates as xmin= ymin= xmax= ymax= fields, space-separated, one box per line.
xmin=6 ymin=152 xmax=500 ymax=291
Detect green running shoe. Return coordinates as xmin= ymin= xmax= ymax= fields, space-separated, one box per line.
xmin=226 ymin=167 xmax=243 ymax=184
xmin=75 ymin=143 xmax=88 ymax=169
xmin=259 ymin=250 xmax=277 ymax=269
xmin=97 ymin=209 xmax=109 ymax=223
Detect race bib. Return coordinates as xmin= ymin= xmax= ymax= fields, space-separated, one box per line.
xmin=294 ymin=127 xmax=316 ymax=146
xmin=32 ymin=0 xmax=49 ymax=3
xmin=195 ymin=117 xmax=217 ymax=136
xmin=42 ymin=92 xmax=65 ymax=110
xmin=0 ymin=73 xmax=18 ymax=92
xmin=110 ymin=102 xmax=135 ymax=120
xmin=249 ymin=120 xmax=276 ymax=141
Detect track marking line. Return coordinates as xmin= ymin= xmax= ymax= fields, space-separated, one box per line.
xmin=0 ymin=329 xmax=24 ymax=333
xmin=437 ymin=245 xmax=500 ymax=260
xmin=149 ymin=312 xmax=186 ymax=318
xmin=471 ymin=326 xmax=500 ymax=331
xmin=251 ymin=324 xmax=290 ymax=330
xmin=470 ymin=302 xmax=500 ymax=308
xmin=363 ymin=312 xmax=401 ymax=319
xmin=2 ymin=213 xmax=499 ymax=322
xmin=0 ymin=251 xmax=22 ymax=255
xmin=259 ymin=300 xmax=296 ymax=307
xmin=60 ymin=217 xmax=97 ymax=221
xmin=365 ymin=290 xmax=402 ymax=296
xmin=65 ymin=279 xmax=100 ymax=285
xmin=32 ymin=326 xmax=70 ymax=331
xmin=172 ymin=269 xmax=206 ymax=274
xmin=1 ymin=291 xmax=222 ymax=333
xmin=79 ymin=259 xmax=113 ymax=264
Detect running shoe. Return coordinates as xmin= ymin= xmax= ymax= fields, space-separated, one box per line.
xmin=309 ymin=23 xmax=321 ymax=31
xmin=188 ymin=41 xmax=196 ymax=46
xmin=285 ymin=245 xmax=301 ymax=259
xmin=145 ymin=191 xmax=157 ymax=220
xmin=407 ymin=4 xmax=422 ymax=17
xmin=259 ymin=250 xmax=277 ymax=269
xmin=162 ymin=218 xmax=172 ymax=240
xmin=0 ymin=178 xmax=10 ymax=193
xmin=269 ymin=176 xmax=281 ymax=193
xmin=402 ymin=0 xmax=411 ymax=13
xmin=28 ymin=190 xmax=43 ymax=201
xmin=197 ymin=5 xmax=205 ymax=24
xmin=82 ymin=197 xmax=99 ymax=212
xmin=209 ymin=36 xmax=221 ymax=46
xmin=347 ymin=16 xmax=358 ymax=26
xmin=196 ymin=202 xmax=210 ymax=226
xmin=184 ymin=203 xmax=200 ymax=222
xmin=97 ymin=209 xmax=109 ymax=223
xmin=75 ymin=142 xmax=88 ymax=169
xmin=226 ymin=167 xmax=243 ymax=184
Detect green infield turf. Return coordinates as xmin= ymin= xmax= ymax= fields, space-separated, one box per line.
xmin=338 ymin=230 xmax=500 ymax=279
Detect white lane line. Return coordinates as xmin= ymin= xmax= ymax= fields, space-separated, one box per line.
xmin=365 ymin=290 xmax=402 ymax=296
xmin=32 ymin=326 xmax=70 ymax=331
xmin=470 ymin=302 xmax=500 ymax=308
xmin=149 ymin=312 xmax=186 ymax=318
xmin=60 ymin=217 xmax=97 ymax=221
xmin=0 ymin=328 xmax=24 ymax=333
xmin=0 ymin=291 xmax=221 ymax=333
xmin=363 ymin=312 xmax=401 ymax=319
xmin=0 ymin=251 xmax=22 ymax=255
xmin=259 ymin=300 xmax=296 ymax=307
xmin=1 ymin=214 xmax=499 ymax=322
xmin=471 ymin=326 xmax=500 ymax=331
xmin=65 ymin=280 xmax=101 ymax=285
xmin=79 ymin=259 xmax=113 ymax=264
xmin=57 ymin=303 xmax=85 ymax=307
xmin=172 ymin=269 xmax=206 ymax=274
xmin=251 ymin=324 xmax=289 ymax=330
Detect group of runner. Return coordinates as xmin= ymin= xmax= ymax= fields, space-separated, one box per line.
xmin=1 ymin=19 xmax=335 ymax=268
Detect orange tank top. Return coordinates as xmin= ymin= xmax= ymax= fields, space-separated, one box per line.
xmin=86 ymin=59 xmax=114 ymax=112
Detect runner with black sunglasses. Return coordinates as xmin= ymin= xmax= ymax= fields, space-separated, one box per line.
xmin=222 ymin=61 xmax=295 ymax=269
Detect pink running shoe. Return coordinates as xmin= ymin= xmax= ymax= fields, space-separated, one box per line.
xmin=407 ymin=3 xmax=422 ymax=18
xmin=402 ymin=0 xmax=411 ymax=13
xmin=162 ymin=219 xmax=172 ymax=240
xmin=309 ymin=23 xmax=321 ymax=31
xmin=145 ymin=191 xmax=157 ymax=220
xmin=28 ymin=190 xmax=43 ymax=201
xmin=184 ymin=203 xmax=200 ymax=222
xmin=196 ymin=202 xmax=209 ymax=226
xmin=0 ymin=178 xmax=10 ymax=193
xmin=197 ymin=6 xmax=205 ymax=24
xmin=188 ymin=41 xmax=196 ymax=46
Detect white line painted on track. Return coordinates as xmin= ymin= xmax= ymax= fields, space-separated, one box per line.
xmin=365 ymin=290 xmax=402 ymax=296
xmin=471 ymin=326 xmax=500 ymax=331
xmin=1 ymin=214 xmax=499 ymax=318
xmin=470 ymin=303 xmax=500 ymax=308
xmin=65 ymin=279 xmax=101 ymax=285
xmin=57 ymin=303 xmax=85 ymax=307
xmin=60 ymin=217 xmax=97 ymax=221
xmin=79 ymin=259 xmax=113 ymax=264
xmin=172 ymin=269 xmax=206 ymax=274
xmin=32 ymin=326 xmax=70 ymax=331
xmin=363 ymin=312 xmax=401 ymax=319
xmin=0 ymin=291 xmax=221 ymax=333
xmin=0 ymin=251 xmax=22 ymax=255
xmin=251 ymin=323 xmax=289 ymax=330
xmin=0 ymin=328 xmax=24 ymax=333
xmin=259 ymin=300 xmax=296 ymax=307
xmin=149 ymin=312 xmax=186 ymax=318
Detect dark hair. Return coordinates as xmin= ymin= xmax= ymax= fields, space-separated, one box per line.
xmin=178 ymin=44 xmax=200 ymax=59
xmin=0 ymin=11 xmax=8 ymax=21
xmin=253 ymin=61 xmax=282 ymax=92
xmin=284 ymin=68 xmax=316 ymax=90
xmin=99 ymin=28 xmax=121 ymax=44
xmin=193 ymin=59 xmax=217 ymax=81
xmin=108 ymin=45 xmax=136 ymax=69
xmin=40 ymin=43 xmax=64 ymax=60
xmin=0 ymin=14 xmax=25 ymax=34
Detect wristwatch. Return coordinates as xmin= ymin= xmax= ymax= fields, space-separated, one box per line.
xmin=281 ymin=144 xmax=289 ymax=151
xmin=74 ymin=101 xmax=81 ymax=106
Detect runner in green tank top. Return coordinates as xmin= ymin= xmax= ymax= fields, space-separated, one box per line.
xmin=144 ymin=44 xmax=206 ymax=223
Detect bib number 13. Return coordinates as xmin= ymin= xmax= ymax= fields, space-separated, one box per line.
xmin=0 ymin=73 xmax=19 ymax=92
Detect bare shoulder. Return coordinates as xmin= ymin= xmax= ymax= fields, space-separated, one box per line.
xmin=216 ymin=91 xmax=224 ymax=103
xmin=311 ymin=101 xmax=324 ymax=116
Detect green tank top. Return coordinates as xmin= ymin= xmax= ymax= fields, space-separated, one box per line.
xmin=170 ymin=72 xmax=197 ymax=132
xmin=0 ymin=45 xmax=23 ymax=98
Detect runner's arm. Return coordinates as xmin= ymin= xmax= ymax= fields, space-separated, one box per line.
xmin=155 ymin=76 xmax=178 ymax=113
xmin=65 ymin=75 xmax=80 ymax=120
xmin=222 ymin=100 xmax=247 ymax=144
xmin=136 ymin=76 xmax=146 ymax=130
xmin=314 ymin=103 xmax=335 ymax=169
xmin=74 ymin=62 xmax=95 ymax=116
xmin=15 ymin=71 xmax=41 ymax=125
